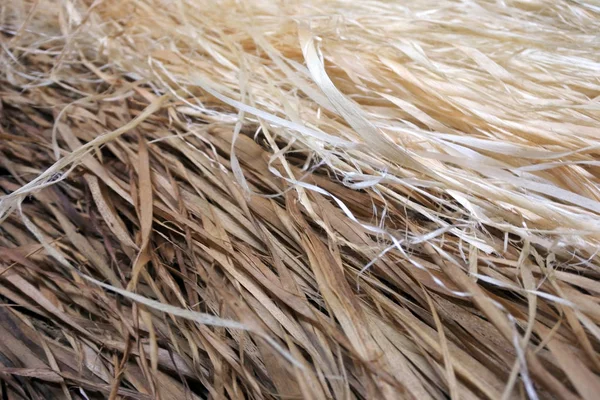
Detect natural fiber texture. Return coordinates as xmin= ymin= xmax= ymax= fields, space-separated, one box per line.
xmin=1 ymin=0 xmax=600 ymax=398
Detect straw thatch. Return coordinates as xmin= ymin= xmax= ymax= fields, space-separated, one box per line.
xmin=1 ymin=0 xmax=600 ymax=399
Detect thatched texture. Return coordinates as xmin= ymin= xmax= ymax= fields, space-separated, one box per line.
xmin=1 ymin=1 xmax=600 ymax=399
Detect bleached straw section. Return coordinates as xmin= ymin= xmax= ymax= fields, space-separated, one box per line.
xmin=5 ymin=0 xmax=600 ymax=251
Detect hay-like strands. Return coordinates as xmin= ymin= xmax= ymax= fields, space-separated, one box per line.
xmin=1 ymin=0 xmax=600 ymax=399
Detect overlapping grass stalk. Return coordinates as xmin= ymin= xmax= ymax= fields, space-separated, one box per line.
xmin=1 ymin=0 xmax=600 ymax=398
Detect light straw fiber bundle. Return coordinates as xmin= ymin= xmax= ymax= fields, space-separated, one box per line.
xmin=1 ymin=0 xmax=600 ymax=399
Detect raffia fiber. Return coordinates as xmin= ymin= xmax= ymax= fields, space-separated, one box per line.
xmin=1 ymin=0 xmax=600 ymax=399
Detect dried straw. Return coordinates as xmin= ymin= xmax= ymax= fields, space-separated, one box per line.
xmin=1 ymin=0 xmax=600 ymax=398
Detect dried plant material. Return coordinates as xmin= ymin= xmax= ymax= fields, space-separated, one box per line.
xmin=1 ymin=0 xmax=600 ymax=399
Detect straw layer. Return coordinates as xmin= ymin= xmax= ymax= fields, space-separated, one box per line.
xmin=1 ymin=1 xmax=600 ymax=399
